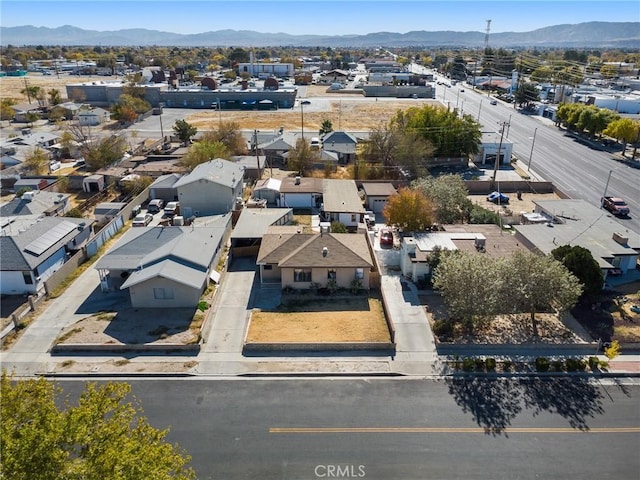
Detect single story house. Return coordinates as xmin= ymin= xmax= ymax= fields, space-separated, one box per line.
xmin=260 ymin=136 xmax=294 ymax=165
xmin=361 ymin=182 xmax=397 ymax=213
xmin=321 ymin=179 xmax=366 ymax=230
xmin=252 ymin=177 xmax=282 ymax=206
xmin=514 ymin=199 xmax=640 ymax=279
xmin=279 ymin=176 xmax=324 ymax=209
xmin=95 ymin=217 xmax=230 ymax=308
xmin=174 ymin=158 xmax=244 ymax=217
xmin=474 ymin=131 xmax=513 ymax=166
xmin=78 ymin=107 xmax=110 ymax=126
xmin=0 ymin=190 xmax=70 ymax=217
xmin=0 ymin=216 xmax=93 ymax=294
xmin=257 ymin=229 xmax=374 ymax=290
xmin=400 ymin=224 xmax=529 ymax=283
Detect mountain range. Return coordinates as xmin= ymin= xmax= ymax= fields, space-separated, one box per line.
xmin=2 ymin=22 xmax=639 ymax=48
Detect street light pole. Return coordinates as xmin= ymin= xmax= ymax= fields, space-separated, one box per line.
xmin=477 ymin=99 xmax=483 ymax=122
xmin=601 ymin=170 xmax=613 ymax=208
xmin=527 ymin=127 xmax=537 ymax=171
xmin=300 ymin=102 xmax=305 ymax=140
xmin=158 ymin=102 xmax=164 ymax=147
xmin=216 ymin=98 xmax=221 ymax=126
xmin=506 ymin=114 xmax=512 ymax=138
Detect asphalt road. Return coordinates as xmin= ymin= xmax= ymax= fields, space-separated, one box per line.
xmin=452 ymin=85 xmax=640 ymax=233
xmin=56 ymin=378 xmax=640 ymax=480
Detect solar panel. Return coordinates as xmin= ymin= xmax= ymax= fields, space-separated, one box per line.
xmin=24 ymin=220 xmax=78 ymax=256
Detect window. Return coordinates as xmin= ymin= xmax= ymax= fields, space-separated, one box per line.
xmin=22 ymin=271 xmax=33 ymax=285
xmin=355 ymin=268 xmax=364 ymax=280
xmin=351 ymin=214 xmax=357 ymax=223
xmin=153 ymin=287 xmax=174 ymax=299
xmin=264 ymin=265 xmax=273 ymax=270
xmin=293 ymin=269 xmax=312 ymax=282
xmin=327 ymin=269 xmax=337 ymax=280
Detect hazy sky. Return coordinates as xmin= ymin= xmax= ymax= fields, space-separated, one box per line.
xmin=2 ymin=0 xmax=638 ymax=36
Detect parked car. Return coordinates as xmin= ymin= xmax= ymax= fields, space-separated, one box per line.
xmin=601 ymin=196 xmax=630 ymax=217
xmin=487 ymin=191 xmax=510 ymax=204
xmin=380 ymin=228 xmax=394 ymax=247
xmin=132 ymin=213 xmax=153 ymax=227
xmin=164 ymin=201 xmax=180 ymax=217
xmin=147 ymin=199 xmax=165 ymax=213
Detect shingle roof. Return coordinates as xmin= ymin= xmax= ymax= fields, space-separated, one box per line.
xmin=257 ymin=232 xmax=373 ymax=269
xmin=361 ymin=182 xmax=397 ymax=197
xmin=231 ymin=208 xmax=292 ymax=239
xmin=279 ymin=176 xmax=323 ymax=194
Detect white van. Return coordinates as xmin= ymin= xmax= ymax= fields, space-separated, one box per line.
xmin=310 ymin=137 xmax=321 ymax=150
xmin=164 ymin=201 xmax=180 ymax=217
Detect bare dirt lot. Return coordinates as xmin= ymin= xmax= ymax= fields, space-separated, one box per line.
xmin=247 ymin=296 xmax=391 ymax=343
xmin=0 ymin=75 xmax=432 ymax=132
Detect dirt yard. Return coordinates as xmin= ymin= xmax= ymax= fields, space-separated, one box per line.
xmin=0 ymin=75 xmax=424 ymax=132
xmin=247 ymin=296 xmax=391 ymax=343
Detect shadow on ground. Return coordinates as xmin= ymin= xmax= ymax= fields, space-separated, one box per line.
xmin=445 ymin=377 xmax=617 ymax=436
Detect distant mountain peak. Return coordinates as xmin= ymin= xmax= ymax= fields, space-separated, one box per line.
xmin=1 ymin=22 xmax=639 ymax=47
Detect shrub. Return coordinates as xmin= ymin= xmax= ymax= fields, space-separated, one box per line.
xmin=535 ymin=357 xmax=550 ymax=372
xmin=551 ymin=360 xmax=564 ymax=372
xmin=565 ymin=358 xmax=579 ymax=372
xmin=577 ymin=359 xmax=587 ymax=371
xmin=588 ymin=356 xmax=600 ymax=370
xmin=474 ymin=358 xmax=485 ymax=372
xmin=502 ymin=360 xmax=512 ymax=372
xmin=197 ymin=301 xmax=209 ymax=312
xmin=604 ymin=340 xmax=621 ymax=360
xmin=432 ymin=319 xmax=453 ymax=338
xmin=462 ymin=357 xmax=474 ymax=372
xmin=485 ymin=357 xmax=496 ymax=371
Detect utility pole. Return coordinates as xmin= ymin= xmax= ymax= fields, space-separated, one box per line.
xmin=527 ymin=127 xmax=538 ymax=171
xmin=253 ymin=129 xmax=261 ymax=179
xmin=491 ymin=121 xmax=509 ymax=188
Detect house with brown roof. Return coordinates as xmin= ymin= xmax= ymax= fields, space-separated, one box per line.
xmin=361 ymin=182 xmax=397 ymax=213
xmin=279 ymin=176 xmax=323 ymax=209
xmin=257 ymin=229 xmax=374 ymax=290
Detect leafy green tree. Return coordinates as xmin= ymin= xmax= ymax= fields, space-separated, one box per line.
xmin=467 ymin=204 xmax=500 ymax=225
xmin=514 ymin=82 xmax=540 ymax=108
xmin=551 ymin=245 xmax=603 ymax=298
xmin=433 ymin=251 xmax=504 ymax=330
xmin=382 ymin=187 xmax=433 ymax=232
xmin=25 ymin=111 xmax=40 ymax=127
xmin=0 ymin=98 xmax=17 ymax=121
xmin=47 ymin=88 xmax=62 ymax=106
xmin=330 ymin=221 xmax=347 ymax=233
xmin=530 ymin=66 xmax=553 ymax=84
xmin=502 ymin=251 xmax=582 ymax=336
xmin=20 ymin=84 xmax=40 ymax=104
xmin=603 ymin=118 xmax=640 ymax=157
xmin=401 ymin=105 xmax=481 ymax=158
xmin=577 ymin=105 xmax=617 ymax=139
xmin=0 ymin=372 xmax=196 ymax=480
xmin=413 ymin=174 xmax=472 ymax=224
xmin=173 ymin=119 xmax=197 ymax=145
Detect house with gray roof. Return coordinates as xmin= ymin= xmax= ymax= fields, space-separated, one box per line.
xmin=257 ymin=229 xmax=374 ymax=290
xmin=174 ymin=158 xmax=244 ymax=217
xmin=149 ymin=173 xmax=181 ymax=202
xmin=95 ymin=215 xmax=230 ymax=308
xmin=252 ymin=178 xmax=282 ymax=206
xmin=321 ymin=179 xmax=365 ymax=229
xmin=0 ymin=216 xmax=93 ymax=294
xmin=321 ymin=131 xmax=358 ymax=163
xmin=0 ymin=190 xmax=70 ymax=218
xmin=231 ymin=155 xmax=267 ymax=181
xmin=514 ymin=199 xmax=640 ymax=279
xmin=361 ymin=182 xmax=397 ymax=213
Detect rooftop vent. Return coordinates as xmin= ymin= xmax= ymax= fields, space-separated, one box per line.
xmin=322 ymin=246 xmax=328 ymax=257
xmin=612 ymin=232 xmax=628 ymax=246
xmin=295 ymin=176 xmax=301 ymax=185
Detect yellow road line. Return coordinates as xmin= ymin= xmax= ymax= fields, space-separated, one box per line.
xmin=270 ymin=427 xmax=640 ymax=434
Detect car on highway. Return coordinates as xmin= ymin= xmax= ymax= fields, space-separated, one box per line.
xmin=489 ymin=98 xmax=498 ymax=105
xmin=380 ymin=228 xmax=394 ymax=247
xmin=132 ymin=213 xmax=153 ymax=227
xmin=487 ymin=191 xmax=510 ymax=204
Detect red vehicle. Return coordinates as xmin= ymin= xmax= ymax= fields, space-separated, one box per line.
xmin=380 ymin=228 xmax=394 ymax=247
xmin=602 ymin=196 xmax=630 ymax=217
